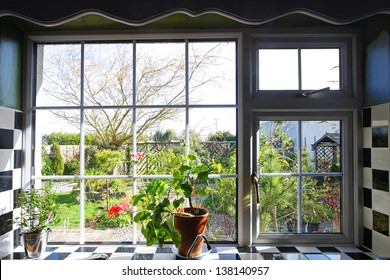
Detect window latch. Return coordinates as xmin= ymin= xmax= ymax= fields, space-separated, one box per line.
xmin=251 ymin=172 xmax=260 ymax=204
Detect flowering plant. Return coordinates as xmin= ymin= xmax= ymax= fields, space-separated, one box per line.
xmin=104 ymin=198 xmax=132 ymax=227
xmin=131 ymin=152 xmax=144 ymax=164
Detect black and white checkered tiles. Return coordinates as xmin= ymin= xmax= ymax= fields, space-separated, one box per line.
xmin=2 ymin=244 xmax=382 ymax=260
xmin=0 ymin=106 xmax=23 ymax=259
xmin=363 ymin=104 xmax=390 ymax=258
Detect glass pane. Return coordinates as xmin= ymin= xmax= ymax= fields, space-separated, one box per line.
xmin=301 ymin=49 xmax=340 ymax=90
xmin=84 ymin=43 xmax=133 ymax=106
xmin=189 ymin=108 xmax=236 ymax=140
xmin=38 ymin=179 xmax=81 ymax=243
xmin=301 ymin=121 xmax=341 ymax=173
xmin=84 ymin=108 xmax=132 ymax=151
xmin=259 ymin=121 xmax=298 ymax=173
xmin=258 ymin=49 xmax=299 ymax=90
xmin=136 ymin=42 xmax=186 ymax=105
xmin=259 ymin=176 xmax=298 ymax=233
xmin=202 ymin=178 xmax=237 ymax=241
xmin=136 ymin=108 xmax=185 ymax=142
xmin=189 ymin=41 xmax=236 ymax=105
xmin=84 ymin=179 xmax=134 ymax=242
xmin=302 ymin=176 xmax=341 ymax=233
xmin=36 ymin=44 xmax=81 ymax=107
xmin=34 ymin=110 xmax=80 ymax=176
xmin=135 ymin=108 xmax=186 ymax=175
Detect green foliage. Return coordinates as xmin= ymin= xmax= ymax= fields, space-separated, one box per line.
xmin=95 ymin=210 xmax=131 ymax=228
xmin=49 ymin=142 xmax=64 ymax=175
xmin=132 ymin=154 xmax=210 ymax=248
xmin=259 ymin=122 xmax=298 ymax=232
xmin=143 ymin=149 xmax=186 ymax=175
xmin=41 ymin=146 xmax=54 ymax=175
xmin=14 ymin=183 xmax=59 ymax=233
xmin=63 ymin=158 xmax=80 ymax=175
xmin=42 ymin=132 xmax=97 ymax=145
xmin=153 ymin=129 xmax=178 ymax=141
xmin=258 ymin=122 xmax=339 ymax=233
xmin=94 ymin=149 xmax=125 ymax=174
xmin=207 ymin=130 xmax=235 ymax=142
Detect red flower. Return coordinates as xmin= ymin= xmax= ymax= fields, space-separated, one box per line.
xmin=108 ymin=204 xmax=124 ymax=218
xmin=131 ymin=152 xmax=144 ymax=160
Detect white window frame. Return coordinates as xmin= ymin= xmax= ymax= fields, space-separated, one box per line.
xmin=251 ymin=32 xmax=357 ymax=100
xmin=23 ymin=32 xmax=241 ymax=245
xmin=251 ymin=111 xmax=355 ymax=245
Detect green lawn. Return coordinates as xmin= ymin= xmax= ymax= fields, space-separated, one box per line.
xmin=52 ymin=191 xmax=101 ymax=228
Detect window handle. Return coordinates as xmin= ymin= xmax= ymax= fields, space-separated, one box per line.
xmin=252 ymin=172 xmax=260 ymax=204
xmin=297 ymin=87 xmax=330 ymax=97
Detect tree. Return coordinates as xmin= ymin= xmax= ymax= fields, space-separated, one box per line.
xmin=39 ymin=42 xmax=230 ymax=149
xmin=152 ymin=129 xmax=178 ymax=142
xmin=207 ymin=130 xmax=235 ymax=142
xmin=49 ymin=142 xmax=64 ymax=175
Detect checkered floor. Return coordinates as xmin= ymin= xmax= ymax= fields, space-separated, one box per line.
xmin=2 ymin=244 xmax=383 ymax=260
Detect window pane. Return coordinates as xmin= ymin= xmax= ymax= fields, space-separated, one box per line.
xmin=136 ymin=42 xmax=186 ymax=105
xmin=84 ymin=43 xmax=133 ymax=106
xmin=84 ymin=178 xmax=134 ymax=242
xmin=34 ymin=110 xmax=80 ymax=176
xmin=136 ymin=107 xmax=185 ymax=141
xmin=259 ymin=176 xmax=298 ymax=233
xmin=202 ymin=178 xmax=237 ymax=241
xmin=301 ymin=49 xmax=340 ymax=90
xmin=38 ymin=179 xmax=81 ymax=243
xmin=189 ymin=108 xmax=236 ymax=140
xmin=302 ymin=176 xmax=341 ymax=233
xmin=259 ymin=121 xmax=298 ymax=173
xmin=84 ymin=108 xmax=132 ymax=152
xmin=258 ymin=49 xmax=299 ymax=90
xmin=36 ymin=44 xmax=81 ymax=107
xmin=189 ymin=42 xmax=236 ymax=105
xmin=301 ymin=121 xmax=341 ymax=173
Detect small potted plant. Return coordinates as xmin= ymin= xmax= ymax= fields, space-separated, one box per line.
xmin=132 ymin=154 xmax=210 ymax=258
xmin=13 ymin=183 xmax=58 ymax=259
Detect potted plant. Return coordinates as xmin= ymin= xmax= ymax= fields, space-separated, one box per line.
xmin=132 ymin=154 xmax=210 ymax=258
xmin=13 ymin=183 xmax=58 ymax=259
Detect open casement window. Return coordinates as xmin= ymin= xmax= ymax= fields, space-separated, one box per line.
xmin=252 ymin=112 xmax=354 ymax=244
xmin=252 ymin=34 xmax=355 ymax=98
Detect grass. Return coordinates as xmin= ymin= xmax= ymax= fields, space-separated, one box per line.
xmin=52 ymin=191 xmax=103 ymax=229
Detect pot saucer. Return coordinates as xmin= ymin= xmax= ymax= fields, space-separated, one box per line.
xmin=171 ymin=245 xmax=211 ymax=260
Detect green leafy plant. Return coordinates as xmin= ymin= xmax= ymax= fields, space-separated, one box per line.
xmin=132 ymin=154 xmax=210 ymax=247
xmin=14 ymin=184 xmax=59 ymax=233
xmin=49 ymin=142 xmax=64 ymax=175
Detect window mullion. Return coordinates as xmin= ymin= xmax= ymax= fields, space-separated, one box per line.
xmin=79 ymin=41 xmax=86 ymax=244
xmin=297 ymin=120 xmax=303 ymax=234
xmin=132 ymin=40 xmax=138 ymax=244
xmin=298 ymin=48 xmax=302 ymax=90
xmin=185 ymin=39 xmax=190 ymax=156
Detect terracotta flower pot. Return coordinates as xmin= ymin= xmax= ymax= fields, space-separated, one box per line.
xmin=174 ymin=207 xmax=208 ymax=257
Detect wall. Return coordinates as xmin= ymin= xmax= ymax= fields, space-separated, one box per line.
xmin=0 ymin=106 xmax=22 ymax=259
xmin=0 ymin=19 xmax=22 ymax=110
xmin=0 ymin=20 xmax=23 ymax=259
xmin=362 ymin=104 xmax=390 ymax=257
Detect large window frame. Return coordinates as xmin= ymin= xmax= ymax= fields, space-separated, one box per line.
xmin=24 ymin=33 xmax=240 ymax=245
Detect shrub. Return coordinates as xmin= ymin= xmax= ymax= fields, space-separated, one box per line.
xmin=49 ymin=142 xmax=64 ymax=175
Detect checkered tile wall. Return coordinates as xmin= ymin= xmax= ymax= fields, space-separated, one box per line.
xmin=0 ymin=106 xmax=22 ymax=259
xmin=363 ymin=103 xmax=390 ymax=257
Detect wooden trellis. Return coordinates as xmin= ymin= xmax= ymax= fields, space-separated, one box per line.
xmin=311 ymin=133 xmax=340 ymax=172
